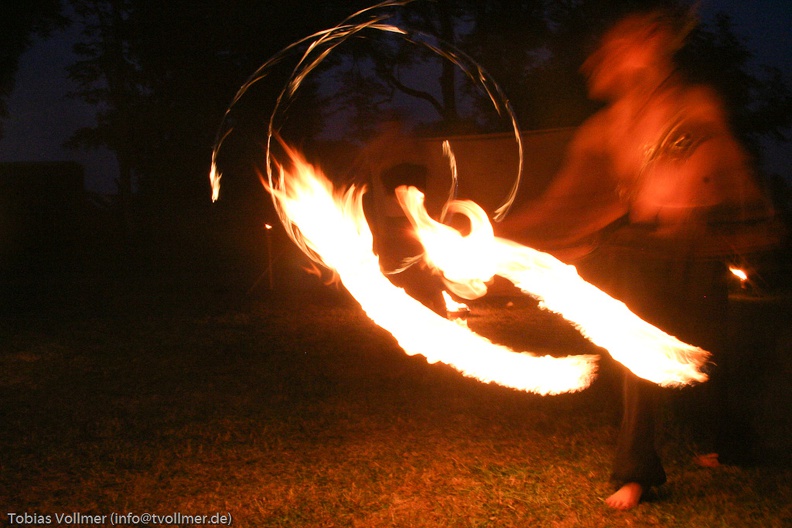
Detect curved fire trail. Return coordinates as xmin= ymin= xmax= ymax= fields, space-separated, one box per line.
xmin=209 ymin=1 xmax=710 ymax=393
xmin=265 ymin=145 xmax=708 ymax=391
xmin=210 ymin=0 xmax=524 ymax=221
xmin=397 ymin=188 xmax=710 ymax=387
xmin=267 ymin=144 xmax=598 ymax=395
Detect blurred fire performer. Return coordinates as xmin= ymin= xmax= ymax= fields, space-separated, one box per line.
xmin=501 ymin=10 xmax=781 ymax=510
xmin=359 ymin=120 xmax=446 ymax=315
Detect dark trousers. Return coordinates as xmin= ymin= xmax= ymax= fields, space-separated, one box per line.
xmin=575 ymin=233 xmax=728 ymax=488
xmin=611 ymin=370 xmax=667 ymax=488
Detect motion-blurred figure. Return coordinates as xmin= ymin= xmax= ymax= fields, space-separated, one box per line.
xmin=502 ymin=10 xmax=780 ymax=510
xmin=359 ymin=120 xmax=446 ymax=315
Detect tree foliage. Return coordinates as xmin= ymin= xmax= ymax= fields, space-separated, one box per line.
xmin=65 ymin=0 xmax=791 ymax=210
xmin=677 ymin=13 xmax=792 ymax=155
xmin=0 ymin=0 xmax=67 ymax=139
xmin=66 ymin=0 xmax=370 ymax=228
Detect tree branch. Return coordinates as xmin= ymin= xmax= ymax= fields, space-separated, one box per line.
xmin=381 ymin=69 xmax=444 ymax=118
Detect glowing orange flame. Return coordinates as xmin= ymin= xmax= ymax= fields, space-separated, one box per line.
xmin=396 ymin=186 xmax=710 ymax=387
xmin=267 ymin=145 xmax=597 ymax=395
xmin=729 ymin=266 xmax=748 ymax=282
xmin=442 ymin=291 xmax=470 ymax=314
xmin=442 ymin=291 xmax=470 ymax=324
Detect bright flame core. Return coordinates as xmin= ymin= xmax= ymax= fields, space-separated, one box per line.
xmin=396 ymin=186 xmax=710 ymax=387
xmin=268 ymin=146 xmax=597 ymax=395
xmin=266 ymin=144 xmax=709 ymax=393
xmin=442 ymin=291 xmax=470 ymax=314
xmin=729 ymin=266 xmax=748 ymax=282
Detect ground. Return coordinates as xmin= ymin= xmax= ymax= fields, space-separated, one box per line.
xmin=1 ymin=276 xmax=790 ymax=527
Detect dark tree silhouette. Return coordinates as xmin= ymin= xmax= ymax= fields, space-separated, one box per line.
xmin=65 ymin=0 xmax=369 ymax=240
xmin=315 ymin=1 xmax=549 ymax=138
xmin=64 ymin=0 xmax=791 ymax=232
xmin=0 ymin=0 xmax=67 ymax=139
xmin=677 ymin=13 xmax=792 ymax=158
xmin=468 ymin=0 xmax=792 ymax=161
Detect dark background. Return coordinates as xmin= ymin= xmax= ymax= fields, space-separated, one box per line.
xmin=0 ymin=0 xmax=790 ymax=312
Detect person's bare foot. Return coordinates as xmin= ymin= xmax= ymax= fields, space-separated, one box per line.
xmin=605 ymin=482 xmax=643 ymax=510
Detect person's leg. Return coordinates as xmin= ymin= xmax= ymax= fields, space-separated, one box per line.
xmin=668 ymin=259 xmax=745 ymax=465
xmin=576 ymin=242 xmax=666 ymax=509
xmin=607 ymin=369 xmax=666 ymax=509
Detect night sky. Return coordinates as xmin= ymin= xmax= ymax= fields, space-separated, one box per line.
xmin=0 ymin=1 xmax=790 ymax=194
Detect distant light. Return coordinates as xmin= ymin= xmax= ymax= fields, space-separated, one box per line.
xmin=265 ymin=223 xmax=273 ymax=230
xmin=729 ymin=266 xmax=748 ymax=282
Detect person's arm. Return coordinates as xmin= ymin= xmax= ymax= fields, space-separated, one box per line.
xmin=498 ymin=118 xmax=627 ymax=251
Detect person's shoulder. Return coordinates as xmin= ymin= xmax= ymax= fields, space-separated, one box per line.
xmin=569 ymin=110 xmax=612 ymax=150
xmin=678 ymin=83 xmax=728 ymax=118
xmin=657 ymin=81 xmax=731 ymax=138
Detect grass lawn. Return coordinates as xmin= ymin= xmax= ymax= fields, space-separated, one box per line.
xmin=1 ymin=277 xmax=790 ymax=527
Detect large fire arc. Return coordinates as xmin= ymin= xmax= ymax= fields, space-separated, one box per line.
xmin=258 ymin=144 xmax=708 ymax=395
xmin=207 ymin=0 xmax=710 ymax=394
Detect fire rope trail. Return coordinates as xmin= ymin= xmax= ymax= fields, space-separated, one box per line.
xmin=267 ymin=144 xmax=598 ymax=395
xmin=396 ymin=187 xmax=710 ymax=387
xmin=210 ymin=0 xmax=524 ymax=221
xmin=209 ymin=1 xmax=710 ymax=393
